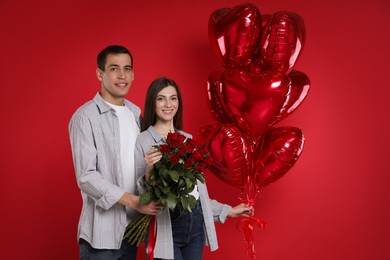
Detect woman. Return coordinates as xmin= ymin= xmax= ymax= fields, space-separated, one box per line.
xmin=135 ymin=77 xmax=253 ymax=260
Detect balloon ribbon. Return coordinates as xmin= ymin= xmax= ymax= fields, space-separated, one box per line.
xmin=237 ymin=217 xmax=267 ymax=259
xmin=147 ymin=216 xmax=157 ymax=259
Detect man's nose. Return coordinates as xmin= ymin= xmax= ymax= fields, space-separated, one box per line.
xmin=117 ymin=69 xmax=126 ymax=79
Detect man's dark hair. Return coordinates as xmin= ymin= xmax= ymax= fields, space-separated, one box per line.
xmin=97 ymin=45 xmax=133 ymax=71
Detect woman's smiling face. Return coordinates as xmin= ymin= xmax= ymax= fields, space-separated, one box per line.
xmin=155 ymin=86 xmax=179 ymax=123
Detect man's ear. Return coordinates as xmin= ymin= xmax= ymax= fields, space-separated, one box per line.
xmin=96 ymin=68 xmax=103 ymax=81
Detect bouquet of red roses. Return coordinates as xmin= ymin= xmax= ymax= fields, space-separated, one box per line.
xmin=124 ymin=132 xmax=212 ymax=246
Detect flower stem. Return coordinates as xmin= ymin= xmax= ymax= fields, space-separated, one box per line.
xmin=123 ymin=214 xmax=153 ymax=246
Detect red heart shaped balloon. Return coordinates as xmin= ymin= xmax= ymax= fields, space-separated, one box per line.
xmin=207 ymin=71 xmax=232 ymax=124
xmin=253 ymin=127 xmax=304 ymax=188
xmin=196 ymin=124 xmax=251 ymax=188
xmin=208 ymin=2 xmax=262 ymax=68
xmin=219 ymin=69 xmax=291 ymax=137
xmin=208 ymin=70 xmax=310 ymax=131
xmin=259 ymin=11 xmax=306 ymax=74
xmin=207 ymin=71 xmax=251 ymax=130
xmin=274 ymin=70 xmax=311 ymax=124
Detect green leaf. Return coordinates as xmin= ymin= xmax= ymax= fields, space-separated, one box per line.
xmin=188 ymin=195 xmax=196 ymax=210
xmin=184 ymin=170 xmax=193 ymax=178
xmin=195 ymin=173 xmax=205 ymax=183
xmin=168 ymin=170 xmax=180 ymax=182
xmin=161 ymin=186 xmax=171 ymax=194
xmin=166 ymin=195 xmax=177 ymax=210
xmin=178 ymin=178 xmax=185 ymax=188
xmin=162 ymin=178 xmax=168 ymax=187
xmin=180 ymin=196 xmax=189 ymax=211
xmin=161 ymin=168 xmax=168 ymax=177
xmin=154 ymin=188 xmax=161 ymax=198
xmin=155 ymin=161 xmax=163 ymax=170
xmin=185 ymin=177 xmax=192 ymax=189
xmin=139 ymin=192 xmax=152 ymax=204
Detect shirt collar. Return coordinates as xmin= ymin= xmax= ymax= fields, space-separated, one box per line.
xmin=93 ymin=93 xmax=113 ymax=114
xmin=147 ymin=126 xmax=165 ymax=143
xmin=93 ymin=92 xmax=134 ymax=114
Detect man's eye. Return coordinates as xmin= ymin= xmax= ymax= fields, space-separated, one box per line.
xmin=124 ymin=68 xmax=132 ymax=72
xmin=110 ymin=68 xmax=118 ymax=71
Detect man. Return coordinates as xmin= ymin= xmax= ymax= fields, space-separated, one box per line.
xmin=69 ymin=45 xmax=161 ymax=259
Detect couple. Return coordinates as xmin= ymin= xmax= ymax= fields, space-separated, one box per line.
xmin=69 ymin=45 xmax=253 ymax=260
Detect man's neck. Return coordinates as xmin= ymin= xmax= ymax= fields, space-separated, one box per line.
xmin=99 ymin=92 xmax=124 ymax=106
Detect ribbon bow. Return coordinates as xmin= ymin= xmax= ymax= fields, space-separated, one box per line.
xmin=237 ymin=217 xmax=267 ymax=259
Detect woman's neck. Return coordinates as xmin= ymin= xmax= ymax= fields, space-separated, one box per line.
xmin=153 ymin=122 xmax=175 ymax=138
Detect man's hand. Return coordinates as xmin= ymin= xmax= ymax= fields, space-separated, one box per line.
xmin=118 ymin=192 xmax=163 ymax=215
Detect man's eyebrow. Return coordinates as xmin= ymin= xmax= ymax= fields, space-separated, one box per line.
xmin=107 ymin=64 xmax=132 ymax=68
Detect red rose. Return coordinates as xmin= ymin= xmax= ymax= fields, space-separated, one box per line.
xmin=159 ymin=144 xmax=169 ymax=153
xmin=192 ymin=150 xmax=203 ymax=161
xmin=184 ymin=158 xmax=194 ymax=168
xmin=184 ymin=139 xmax=196 ymax=152
xmin=167 ymin=132 xmax=186 ymax=149
xmin=169 ymin=153 xmax=181 ymax=164
xmin=195 ymin=163 xmax=207 ymax=172
xmin=178 ymin=146 xmax=187 ymax=156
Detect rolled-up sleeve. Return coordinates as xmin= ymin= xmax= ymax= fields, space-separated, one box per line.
xmin=209 ymin=199 xmax=232 ymax=223
xmin=69 ymin=112 xmax=124 ymax=210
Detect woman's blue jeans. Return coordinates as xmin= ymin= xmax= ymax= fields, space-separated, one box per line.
xmin=155 ymin=200 xmax=205 ymax=260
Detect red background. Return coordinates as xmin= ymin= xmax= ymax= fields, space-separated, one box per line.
xmin=1 ymin=0 xmax=389 ymax=259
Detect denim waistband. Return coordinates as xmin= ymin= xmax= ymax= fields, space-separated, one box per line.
xmin=171 ymin=199 xmax=201 ymax=213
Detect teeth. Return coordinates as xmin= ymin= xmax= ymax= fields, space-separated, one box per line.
xmin=117 ymin=83 xmax=126 ymax=87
